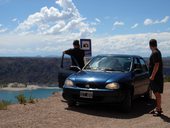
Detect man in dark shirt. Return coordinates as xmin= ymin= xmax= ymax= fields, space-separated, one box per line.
xmin=149 ymin=39 xmax=164 ymax=116
xmin=64 ymin=40 xmax=85 ymax=69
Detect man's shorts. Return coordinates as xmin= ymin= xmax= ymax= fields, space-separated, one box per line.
xmin=150 ymin=80 xmax=164 ymax=93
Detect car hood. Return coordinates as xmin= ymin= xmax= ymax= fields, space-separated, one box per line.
xmin=70 ymin=70 xmax=131 ymax=84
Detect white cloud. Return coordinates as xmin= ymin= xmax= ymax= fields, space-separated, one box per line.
xmin=0 ymin=24 xmax=8 ymax=33
xmin=0 ymin=28 xmax=7 ymax=33
xmin=92 ymin=32 xmax=170 ymax=57
xmin=113 ymin=21 xmax=124 ymax=26
xmin=0 ymin=32 xmax=170 ymax=57
xmin=160 ymin=16 xmax=169 ymax=23
xmin=144 ymin=19 xmax=153 ymax=25
xmin=90 ymin=18 xmax=101 ymax=26
xmin=131 ymin=23 xmax=139 ymax=29
xmin=95 ymin=18 xmax=101 ymax=23
xmin=112 ymin=21 xmax=124 ymax=30
xmin=0 ymin=34 xmax=71 ymax=56
xmin=12 ymin=18 xmax=17 ymax=22
xmin=15 ymin=0 xmax=95 ymax=37
xmin=0 ymin=1 xmax=170 ymax=57
xmin=144 ymin=16 xmax=169 ymax=26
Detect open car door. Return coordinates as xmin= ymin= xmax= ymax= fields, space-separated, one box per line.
xmin=58 ymin=53 xmax=81 ymax=88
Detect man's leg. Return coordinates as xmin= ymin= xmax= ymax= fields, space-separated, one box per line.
xmin=153 ymin=92 xmax=163 ymax=116
xmin=154 ymin=92 xmax=161 ymax=111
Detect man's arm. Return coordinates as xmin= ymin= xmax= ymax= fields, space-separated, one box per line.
xmin=63 ymin=49 xmax=72 ymax=55
xmin=150 ymin=62 xmax=159 ymax=80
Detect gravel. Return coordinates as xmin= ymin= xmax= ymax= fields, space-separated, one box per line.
xmin=0 ymin=83 xmax=170 ymax=128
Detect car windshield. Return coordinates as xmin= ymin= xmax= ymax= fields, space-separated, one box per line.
xmin=84 ymin=55 xmax=132 ymax=72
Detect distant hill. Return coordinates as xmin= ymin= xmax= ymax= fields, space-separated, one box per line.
xmin=144 ymin=57 xmax=170 ymax=76
xmin=144 ymin=57 xmax=170 ymax=68
xmin=0 ymin=57 xmax=169 ymax=86
xmin=0 ymin=57 xmax=61 ymax=86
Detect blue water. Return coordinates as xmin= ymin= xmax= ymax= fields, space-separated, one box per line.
xmin=0 ymin=88 xmax=62 ymax=104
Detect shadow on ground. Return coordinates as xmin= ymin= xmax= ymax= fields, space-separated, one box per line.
xmin=159 ymin=114 xmax=170 ymax=123
xmin=64 ymin=97 xmax=156 ymax=119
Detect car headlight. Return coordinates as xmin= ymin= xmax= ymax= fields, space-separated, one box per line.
xmin=64 ymin=79 xmax=74 ymax=87
xmin=105 ymin=83 xmax=120 ymax=89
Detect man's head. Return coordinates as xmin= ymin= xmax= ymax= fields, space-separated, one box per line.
xmin=73 ymin=40 xmax=80 ymax=48
xmin=149 ymin=39 xmax=157 ymax=50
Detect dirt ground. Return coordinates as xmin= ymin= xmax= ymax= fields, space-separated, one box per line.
xmin=0 ymin=83 xmax=170 ymax=128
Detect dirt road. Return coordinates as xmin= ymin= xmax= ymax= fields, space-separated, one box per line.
xmin=0 ymin=83 xmax=170 ymax=128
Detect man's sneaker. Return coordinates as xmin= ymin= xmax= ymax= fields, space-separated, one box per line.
xmin=153 ymin=110 xmax=163 ymax=116
xmin=149 ymin=109 xmax=157 ymax=114
xmin=149 ymin=108 xmax=163 ymax=116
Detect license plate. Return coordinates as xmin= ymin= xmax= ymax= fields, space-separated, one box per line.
xmin=80 ymin=91 xmax=93 ymax=99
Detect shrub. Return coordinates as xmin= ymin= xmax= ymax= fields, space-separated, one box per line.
xmin=28 ymin=96 xmax=35 ymax=104
xmin=164 ymin=76 xmax=170 ymax=82
xmin=16 ymin=94 xmax=27 ymax=104
xmin=0 ymin=84 xmax=8 ymax=88
xmin=0 ymin=100 xmax=11 ymax=110
xmin=16 ymin=94 xmax=36 ymax=104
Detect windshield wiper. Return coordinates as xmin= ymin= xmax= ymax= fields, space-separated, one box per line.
xmin=101 ymin=68 xmax=125 ymax=72
xmin=102 ymin=68 xmax=115 ymax=71
xmin=84 ymin=67 xmax=98 ymax=70
xmin=85 ymin=67 xmax=125 ymax=72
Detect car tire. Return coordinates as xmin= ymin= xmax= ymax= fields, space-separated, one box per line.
xmin=67 ymin=100 xmax=76 ymax=107
xmin=121 ymin=90 xmax=132 ymax=112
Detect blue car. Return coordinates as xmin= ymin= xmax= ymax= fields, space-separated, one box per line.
xmin=59 ymin=54 xmax=151 ymax=112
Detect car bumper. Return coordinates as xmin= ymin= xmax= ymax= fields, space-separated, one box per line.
xmin=62 ymin=87 xmax=125 ymax=104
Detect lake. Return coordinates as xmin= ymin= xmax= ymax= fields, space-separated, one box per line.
xmin=0 ymin=88 xmax=62 ymax=104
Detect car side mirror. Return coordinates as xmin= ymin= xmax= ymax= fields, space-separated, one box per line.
xmin=69 ymin=66 xmax=81 ymax=72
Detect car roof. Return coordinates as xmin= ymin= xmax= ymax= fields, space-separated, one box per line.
xmin=95 ymin=54 xmax=142 ymax=58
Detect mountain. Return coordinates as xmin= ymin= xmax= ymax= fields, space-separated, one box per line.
xmin=0 ymin=57 xmax=170 ymax=86
xmin=144 ymin=57 xmax=170 ymax=76
xmin=0 ymin=57 xmax=61 ymax=86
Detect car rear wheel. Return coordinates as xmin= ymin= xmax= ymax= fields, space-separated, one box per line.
xmin=121 ymin=90 xmax=132 ymax=112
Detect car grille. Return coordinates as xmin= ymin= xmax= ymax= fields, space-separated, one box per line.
xmin=76 ymin=82 xmax=105 ymax=89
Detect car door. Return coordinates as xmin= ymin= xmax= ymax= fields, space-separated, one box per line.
xmin=133 ymin=57 xmax=149 ymax=95
xmin=138 ymin=58 xmax=150 ymax=93
xmin=58 ymin=53 xmax=80 ymax=88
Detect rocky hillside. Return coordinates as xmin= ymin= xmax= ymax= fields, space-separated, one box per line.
xmin=0 ymin=57 xmax=61 ymax=86
xmin=144 ymin=57 xmax=170 ymax=76
xmin=0 ymin=57 xmax=169 ymax=86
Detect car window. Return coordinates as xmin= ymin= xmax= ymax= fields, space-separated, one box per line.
xmin=139 ymin=58 xmax=148 ymax=72
xmin=133 ymin=57 xmax=148 ymax=74
xmin=62 ymin=54 xmax=72 ymax=69
xmin=122 ymin=58 xmax=132 ymax=71
xmin=133 ymin=58 xmax=142 ymax=72
xmin=84 ymin=56 xmax=132 ymax=72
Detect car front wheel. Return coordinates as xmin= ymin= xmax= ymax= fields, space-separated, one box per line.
xmin=121 ymin=90 xmax=132 ymax=112
xmin=67 ymin=100 xmax=76 ymax=107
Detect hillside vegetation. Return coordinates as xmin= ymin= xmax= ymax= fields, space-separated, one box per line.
xmin=0 ymin=57 xmax=170 ymax=86
xmin=0 ymin=57 xmax=61 ymax=86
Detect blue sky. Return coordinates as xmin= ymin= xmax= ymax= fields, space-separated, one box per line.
xmin=0 ymin=0 xmax=170 ymax=57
